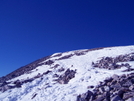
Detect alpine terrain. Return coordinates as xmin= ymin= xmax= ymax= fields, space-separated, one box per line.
xmin=1 ymin=45 xmax=134 ymax=101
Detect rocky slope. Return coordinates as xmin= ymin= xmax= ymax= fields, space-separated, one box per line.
xmin=0 ymin=46 xmax=134 ymax=101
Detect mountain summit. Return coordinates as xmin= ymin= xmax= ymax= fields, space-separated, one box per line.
xmin=0 ymin=45 xmax=134 ymax=101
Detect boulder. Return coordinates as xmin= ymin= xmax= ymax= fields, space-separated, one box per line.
xmin=111 ymin=95 xmax=122 ymax=101
xmin=77 ymin=90 xmax=93 ymax=101
xmin=123 ymin=92 xmax=134 ymax=100
xmin=56 ymin=69 xmax=76 ymax=84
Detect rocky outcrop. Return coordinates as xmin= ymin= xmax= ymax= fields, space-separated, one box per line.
xmin=0 ymin=55 xmax=51 ymax=83
xmin=77 ymin=53 xmax=134 ymax=101
xmin=0 ymin=71 xmax=52 ymax=92
xmin=77 ymin=73 xmax=134 ymax=101
xmin=92 ymin=53 xmax=134 ymax=70
xmin=1 ymin=47 xmax=134 ymax=101
xmin=0 ymin=47 xmax=105 ymax=84
xmin=55 ymin=69 xmax=76 ymax=84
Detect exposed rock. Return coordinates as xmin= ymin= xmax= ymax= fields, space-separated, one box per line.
xmin=45 ymin=60 xmax=54 ymax=65
xmin=111 ymin=95 xmax=122 ymax=101
xmin=56 ymin=69 xmax=76 ymax=84
xmin=13 ymin=80 xmax=22 ymax=88
xmin=1 ymin=47 xmax=134 ymax=101
xmin=94 ymin=94 xmax=105 ymax=101
xmin=110 ymin=83 xmax=121 ymax=90
xmin=51 ymin=64 xmax=60 ymax=69
xmin=122 ymin=81 xmax=132 ymax=87
xmin=0 ymin=55 xmax=51 ymax=83
xmin=58 ymin=67 xmax=65 ymax=72
xmin=77 ymin=72 xmax=134 ymax=101
xmin=75 ymin=51 xmax=86 ymax=56
xmin=123 ymin=92 xmax=134 ymax=100
xmin=31 ymin=93 xmax=37 ymax=99
xmin=77 ymin=90 xmax=93 ymax=101
xmin=53 ymin=74 xmax=59 ymax=78
xmin=104 ymin=77 xmax=113 ymax=83
xmin=92 ymin=53 xmax=134 ymax=70
xmin=58 ymin=54 xmax=73 ymax=60
xmin=43 ymin=70 xmax=52 ymax=75
xmin=87 ymin=85 xmax=94 ymax=89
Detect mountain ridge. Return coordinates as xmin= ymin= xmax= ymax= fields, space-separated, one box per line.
xmin=0 ymin=47 xmax=104 ymax=82
xmin=1 ymin=45 xmax=134 ymax=101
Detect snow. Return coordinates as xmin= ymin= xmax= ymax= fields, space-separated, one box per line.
xmin=0 ymin=45 xmax=134 ymax=101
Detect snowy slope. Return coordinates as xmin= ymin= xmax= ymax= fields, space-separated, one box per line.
xmin=0 ymin=45 xmax=134 ymax=101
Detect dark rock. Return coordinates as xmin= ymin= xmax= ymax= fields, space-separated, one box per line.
xmin=76 ymin=90 xmax=93 ymax=101
xmin=31 ymin=93 xmax=37 ymax=99
xmin=110 ymin=80 xmax=117 ymax=85
xmin=128 ymin=73 xmax=134 ymax=79
xmin=52 ymin=64 xmax=60 ymax=69
xmin=92 ymin=53 xmax=134 ymax=70
xmin=87 ymin=85 xmax=94 ymax=89
xmin=130 ymin=78 xmax=134 ymax=84
xmin=120 ymin=74 xmax=126 ymax=78
xmin=117 ymin=87 xmax=130 ymax=99
xmin=23 ymin=78 xmax=34 ymax=83
xmin=119 ymin=78 xmax=127 ymax=86
xmin=53 ymin=74 xmax=59 ymax=78
xmin=122 ymin=81 xmax=132 ymax=87
xmin=58 ymin=54 xmax=73 ymax=60
xmin=1 ymin=81 xmax=8 ymax=86
xmin=105 ymin=92 xmax=110 ymax=101
xmin=111 ymin=83 xmax=121 ymax=90
xmin=0 ymin=55 xmax=51 ymax=83
xmin=123 ymin=92 xmax=134 ymax=100
xmin=43 ymin=70 xmax=52 ymax=75
xmin=75 ymin=52 xmax=85 ymax=56
xmin=56 ymin=69 xmax=76 ymax=84
xmin=14 ymin=80 xmax=22 ymax=88
xmin=58 ymin=67 xmax=65 ymax=72
xmin=94 ymin=95 xmax=105 ymax=101
xmin=34 ymin=73 xmax=42 ymax=79
xmin=124 ymin=63 xmax=131 ymax=68
xmin=104 ymin=77 xmax=113 ymax=83
xmin=111 ymin=95 xmax=122 ymax=101
xmin=45 ymin=60 xmax=54 ymax=65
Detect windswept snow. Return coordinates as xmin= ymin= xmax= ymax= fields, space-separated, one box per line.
xmin=0 ymin=45 xmax=134 ymax=101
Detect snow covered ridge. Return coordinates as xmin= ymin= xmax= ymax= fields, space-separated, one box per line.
xmin=0 ymin=45 xmax=134 ymax=101
xmin=0 ymin=47 xmax=103 ymax=83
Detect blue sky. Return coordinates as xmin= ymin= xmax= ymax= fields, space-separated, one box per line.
xmin=0 ymin=0 xmax=134 ymax=77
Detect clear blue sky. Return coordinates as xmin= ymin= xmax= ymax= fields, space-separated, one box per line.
xmin=0 ymin=0 xmax=134 ymax=77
